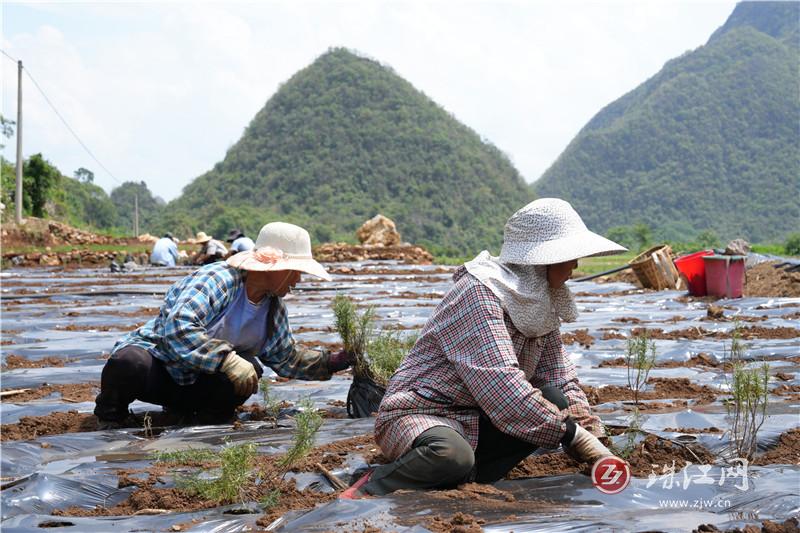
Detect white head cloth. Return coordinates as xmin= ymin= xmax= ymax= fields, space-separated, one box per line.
xmin=464 ymin=250 xmax=578 ymax=338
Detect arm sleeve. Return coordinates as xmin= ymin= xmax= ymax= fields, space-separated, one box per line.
xmin=441 ymin=280 xmax=569 ymax=449
xmin=257 ymin=297 xmax=332 ymax=380
xmin=530 ymin=330 xmax=604 ymax=437
xmin=158 ymin=268 xmax=238 ymax=373
xmin=169 ymin=242 xmax=179 ymax=261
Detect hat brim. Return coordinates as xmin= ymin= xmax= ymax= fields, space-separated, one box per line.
xmin=499 ymin=229 xmax=627 ymax=265
xmin=226 ymin=250 xmax=332 ymax=281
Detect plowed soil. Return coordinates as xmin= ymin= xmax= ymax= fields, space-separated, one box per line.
xmin=744 ymin=262 xmax=800 ymax=298
xmin=580 ymin=377 xmax=720 ymax=406
xmin=1 ymin=355 xmax=70 ymax=370
xmin=561 ymin=329 xmax=595 ymax=347
xmin=0 ymin=382 xmax=98 ymax=403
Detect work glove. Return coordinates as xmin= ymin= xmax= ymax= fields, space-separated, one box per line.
xmin=220 ymin=351 xmax=258 ymax=397
xmin=565 ymin=425 xmax=615 ymax=464
xmin=327 ymin=349 xmax=355 ymax=373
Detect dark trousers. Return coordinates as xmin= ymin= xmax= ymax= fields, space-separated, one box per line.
xmin=364 ymin=386 xmax=568 ymax=495
xmin=93 ymin=345 xmax=262 ymax=422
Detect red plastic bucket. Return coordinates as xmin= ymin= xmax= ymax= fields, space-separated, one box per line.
xmin=703 ymin=255 xmax=746 ymax=298
xmin=674 ymin=250 xmax=714 ymax=296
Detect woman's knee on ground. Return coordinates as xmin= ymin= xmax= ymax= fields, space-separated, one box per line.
xmin=420 ymin=431 xmax=475 ymax=483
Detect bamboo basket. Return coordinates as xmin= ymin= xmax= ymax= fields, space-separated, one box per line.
xmin=629 ymin=244 xmax=681 ymax=290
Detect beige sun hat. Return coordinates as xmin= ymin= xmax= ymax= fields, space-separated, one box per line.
xmin=226 ymin=222 xmax=331 ymax=281
xmin=499 ymin=198 xmax=627 ymax=265
xmin=195 ymin=231 xmax=213 ymax=244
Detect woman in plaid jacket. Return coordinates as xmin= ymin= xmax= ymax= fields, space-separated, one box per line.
xmin=94 ymin=223 xmax=352 ymax=428
xmin=343 ymin=198 xmax=628 ymax=497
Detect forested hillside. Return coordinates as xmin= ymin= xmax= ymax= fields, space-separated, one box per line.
xmin=1 ymin=150 xmax=163 ymax=235
xmin=534 ymin=1 xmax=799 ymax=243
xmin=157 ymin=48 xmax=533 ymax=255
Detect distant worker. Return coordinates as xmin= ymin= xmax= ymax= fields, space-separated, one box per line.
xmin=150 ymin=233 xmax=180 ymax=267
xmin=226 ymin=228 xmax=255 ymax=255
xmin=193 ymin=231 xmax=227 ymax=265
xmin=94 ymin=222 xmax=353 ymax=428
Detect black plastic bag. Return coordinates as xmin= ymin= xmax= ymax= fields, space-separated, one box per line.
xmin=346 ymin=375 xmax=386 ymax=418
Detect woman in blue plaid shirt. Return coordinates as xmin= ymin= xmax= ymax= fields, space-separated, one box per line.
xmin=94 ymin=222 xmax=352 ymax=428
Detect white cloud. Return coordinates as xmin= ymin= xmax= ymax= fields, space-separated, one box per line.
xmin=1 ymin=0 xmax=737 ymax=201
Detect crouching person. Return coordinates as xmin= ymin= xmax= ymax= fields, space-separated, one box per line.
xmin=94 ymin=222 xmax=353 ymax=429
xmin=342 ymin=198 xmax=627 ymax=498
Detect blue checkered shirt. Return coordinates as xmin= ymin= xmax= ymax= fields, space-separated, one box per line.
xmin=112 ymin=263 xmax=331 ymax=385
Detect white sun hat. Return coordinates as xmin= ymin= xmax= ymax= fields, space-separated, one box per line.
xmin=499 ymin=198 xmax=627 ymax=265
xmin=226 ymin=222 xmax=331 ymax=281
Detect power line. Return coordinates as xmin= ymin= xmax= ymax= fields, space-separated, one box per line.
xmin=1 ymin=49 xmax=124 ymax=186
xmin=1 ymin=49 xmax=19 ymax=63
xmin=23 ymin=67 xmax=124 ymax=185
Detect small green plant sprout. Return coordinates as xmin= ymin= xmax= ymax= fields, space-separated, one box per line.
xmin=278 ymin=398 xmax=323 ymax=477
xmin=152 ymin=447 xmax=218 ymax=464
xmin=626 ymin=331 xmax=657 ymax=405
xmin=724 ymin=323 xmax=770 ymax=461
xmin=614 ymin=408 xmax=643 ymax=459
xmin=260 ymin=378 xmax=283 ymax=428
xmin=367 ymin=330 xmax=418 ymax=386
xmin=331 ymin=294 xmax=376 ymax=380
xmin=177 ymin=440 xmax=258 ymax=504
xmin=260 ymin=488 xmax=281 ymax=511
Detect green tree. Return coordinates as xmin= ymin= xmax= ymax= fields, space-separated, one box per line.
xmin=23 ymin=153 xmax=60 ymax=217
xmin=74 ymin=167 xmax=94 ymax=184
xmin=696 ymin=229 xmax=721 ymax=249
xmin=785 ymin=233 xmax=800 ymax=255
xmin=110 ymin=181 xmax=165 ymax=235
xmin=0 ymin=115 xmax=14 ymax=149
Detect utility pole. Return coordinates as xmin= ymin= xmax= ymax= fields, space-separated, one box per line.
xmin=15 ymin=60 xmax=23 ymax=224
xmin=133 ymin=193 xmax=139 ymax=237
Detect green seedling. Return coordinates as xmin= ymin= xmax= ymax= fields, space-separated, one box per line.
xmin=260 ymin=488 xmax=281 ymax=511
xmin=367 ymin=330 xmax=418 ymax=386
xmin=724 ymin=324 xmax=770 ymax=461
xmin=177 ymin=440 xmax=258 ymax=504
xmin=332 ymin=294 xmax=416 ymax=385
xmin=626 ymin=332 xmax=656 ymax=405
xmin=260 ymin=378 xmax=283 ymax=428
xmin=152 ymin=447 xmax=218 ymax=464
xmin=278 ymin=398 xmax=323 ymax=477
xmin=614 ymin=408 xmax=643 ymax=459
xmin=331 ymin=294 xmax=376 ymax=380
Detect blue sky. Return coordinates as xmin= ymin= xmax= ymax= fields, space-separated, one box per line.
xmin=2 ymin=1 xmax=737 ymax=202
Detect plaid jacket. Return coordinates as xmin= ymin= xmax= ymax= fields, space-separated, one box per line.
xmin=113 ymin=263 xmax=331 ymax=385
xmin=375 ymin=267 xmax=601 ymax=461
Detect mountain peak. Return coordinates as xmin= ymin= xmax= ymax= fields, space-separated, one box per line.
xmin=709 ymin=1 xmax=799 ymax=46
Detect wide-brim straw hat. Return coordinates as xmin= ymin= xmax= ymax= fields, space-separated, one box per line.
xmin=195 ymin=231 xmax=213 ymax=244
xmin=499 ymin=198 xmax=627 ymax=265
xmin=226 ymin=222 xmax=331 ymax=281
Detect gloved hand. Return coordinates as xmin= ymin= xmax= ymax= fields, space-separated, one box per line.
xmin=565 ymin=425 xmax=615 ymax=464
xmin=220 ymin=351 xmax=258 ymax=396
xmin=327 ymin=349 xmax=355 ymax=373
